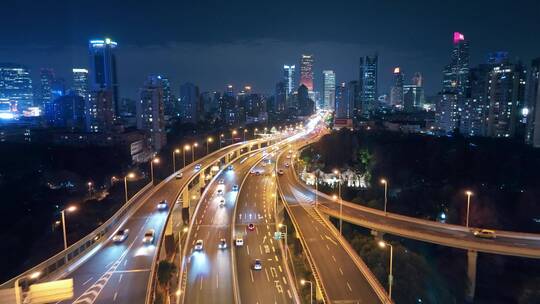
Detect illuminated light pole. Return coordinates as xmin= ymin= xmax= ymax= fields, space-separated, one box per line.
xmin=254 ymin=128 xmax=258 ymax=137
xmin=300 ymin=279 xmax=313 ymax=304
xmin=150 ymin=157 xmax=160 ymax=184
xmin=278 ymin=223 xmax=288 ymax=263
xmin=61 ymin=206 xmax=77 ymax=249
xmin=378 ymin=240 xmax=394 ymax=301
xmin=243 ymin=129 xmax=248 ymax=141
xmin=220 ymin=134 xmax=224 ymax=148
xmin=172 ymin=149 xmax=180 ymax=173
xmin=14 ymin=271 xmax=41 ymax=304
xmin=232 ymin=130 xmax=238 ymax=142
xmin=124 ymin=172 xmax=135 ymax=204
xmin=192 ymin=142 xmax=198 ymax=162
xmin=314 ymin=176 xmax=318 ymax=208
xmin=87 ymin=181 xmax=93 ymax=195
xmin=465 ymin=190 xmax=473 ymax=228
xmin=381 ymin=178 xmax=388 ymax=215
xmin=333 ymin=169 xmax=343 ymax=235
xmin=206 ymin=137 xmax=213 ymax=154
xmin=183 ymin=145 xmax=190 ymax=167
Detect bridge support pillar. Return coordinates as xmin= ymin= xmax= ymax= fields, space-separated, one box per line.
xmin=466 ymin=250 xmax=478 ymax=302
xmin=199 ymin=172 xmax=206 ymax=188
xmin=181 ymin=189 xmax=190 ymax=209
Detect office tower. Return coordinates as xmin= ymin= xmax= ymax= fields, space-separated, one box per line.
xmin=283 ymin=65 xmax=296 ymax=97
xmin=412 ymin=72 xmax=423 ymax=86
xmin=403 ymin=85 xmax=425 ymax=112
xmin=435 ymin=92 xmax=459 ymax=132
xmin=274 ymin=81 xmax=287 ymax=113
xmin=40 ymin=68 xmax=55 ymax=109
xmin=359 ymin=55 xmax=378 ymax=115
xmin=346 ymin=81 xmax=360 ymax=118
xmin=225 ymin=84 xmax=234 ymax=97
xmin=85 ymin=89 xmax=114 ymax=133
xmin=442 ymin=32 xmax=470 ymax=95
xmin=297 ymin=84 xmax=314 ymax=116
xmin=460 ymin=64 xmax=491 ymax=136
xmin=157 ymin=76 xmax=174 ymax=116
xmin=179 ymin=82 xmax=201 ymax=124
xmin=300 ymin=54 xmax=314 ymax=91
xmin=528 ymin=58 xmax=540 ymax=146
xmin=390 ymin=67 xmax=404 ymax=106
xmin=72 ymin=68 xmax=89 ymax=99
xmin=0 ymin=63 xmax=34 ymax=112
xmin=88 ymin=38 xmax=120 ymax=117
xmin=322 ymin=70 xmax=336 ymax=110
xmin=137 ymin=76 xmax=166 ymax=152
xmin=49 ymin=92 xmax=85 ymax=130
xmin=486 ymin=61 xmax=527 ymax=138
xmin=334 ymin=82 xmax=347 ymax=118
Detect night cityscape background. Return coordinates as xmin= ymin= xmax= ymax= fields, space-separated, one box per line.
xmin=1 ymin=1 xmax=539 ymax=304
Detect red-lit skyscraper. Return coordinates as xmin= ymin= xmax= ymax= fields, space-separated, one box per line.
xmin=300 ymin=54 xmax=314 ymax=91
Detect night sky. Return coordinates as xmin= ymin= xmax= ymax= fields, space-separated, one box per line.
xmin=2 ymin=0 xmax=539 ymax=99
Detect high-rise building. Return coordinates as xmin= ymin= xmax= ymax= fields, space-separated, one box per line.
xmin=460 ymin=64 xmax=492 ymax=136
xmin=72 ymin=68 xmax=89 ymax=99
xmin=85 ymin=89 xmax=114 ymax=133
xmin=158 ymin=76 xmax=174 ymax=116
xmin=274 ymin=81 xmax=287 ymax=113
xmin=322 ymin=70 xmax=336 ymax=110
xmin=403 ymin=85 xmax=425 ymax=112
xmin=300 ymin=55 xmax=314 ymax=91
xmin=297 ymin=84 xmax=314 ymax=116
xmin=283 ymin=65 xmax=296 ymax=97
xmin=359 ymin=55 xmax=378 ymax=116
xmin=442 ymin=32 xmax=470 ymax=95
xmin=412 ymin=72 xmax=423 ymax=87
xmin=179 ymin=82 xmax=201 ymax=124
xmin=40 ymin=68 xmax=55 ymax=109
xmin=89 ymin=38 xmax=120 ymax=117
xmin=49 ymin=92 xmax=85 ymax=130
xmin=334 ymin=82 xmax=347 ymax=118
xmin=390 ymin=67 xmax=404 ymax=106
xmin=137 ymin=76 xmax=166 ymax=152
xmin=435 ymin=92 xmax=459 ymax=133
xmin=0 ymin=63 xmax=34 ymax=112
xmin=528 ymin=58 xmax=540 ymax=147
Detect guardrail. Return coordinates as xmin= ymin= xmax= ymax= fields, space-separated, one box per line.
xmin=1 ymin=181 xmax=153 ymax=288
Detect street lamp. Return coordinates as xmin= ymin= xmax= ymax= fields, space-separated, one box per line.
xmin=150 ymin=157 xmax=160 ymax=184
xmin=183 ymin=145 xmax=190 ymax=167
xmin=14 ymin=271 xmax=41 ymax=304
xmin=333 ymin=169 xmax=343 ymax=235
xmin=300 ymin=279 xmax=313 ymax=304
xmin=172 ymin=149 xmax=180 ymax=173
xmin=220 ymin=134 xmax=224 ymax=148
xmin=378 ymin=240 xmax=394 ymax=301
xmin=192 ymin=142 xmax=198 ymax=162
xmin=254 ymin=128 xmax=258 ymax=137
xmin=87 ymin=181 xmax=93 ymax=195
xmin=278 ymin=223 xmax=288 ymax=262
xmin=206 ymin=137 xmax=213 ymax=154
xmin=61 ymin=206 xmax=77 ymax=250
xmin=243 ymin=129 xmax=248 ymax=141
xmin=232 ymin=130 xmax=238 ymax=142
xmin=465 ymin=190 xmax=473 ymax=228
xmin=124 ymin=172 xmax=135 ymax=204
xmin=381 ymin=178 xmax=388 ymax=215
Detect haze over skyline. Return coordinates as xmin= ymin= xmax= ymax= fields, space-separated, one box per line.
xmin=2 ymin=0 xmax=539 ymax=99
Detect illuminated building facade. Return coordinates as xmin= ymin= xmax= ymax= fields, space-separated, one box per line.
xmin=300 ymin=54 xmax=314 ymax=91
xmin=89 ymin=38 xmax=120 ymax=116
xmin=0 ymin=63 xmax=34 ymax=113
xmin=138 ymin=76 xmax=166 ymax=152
xmin=283 ymin=65 xmax=296 ymax=97
xmin=322 ymin=70 xmax=336 ymax=110
xmin=359 ymin=55 xmax=378 ymax=116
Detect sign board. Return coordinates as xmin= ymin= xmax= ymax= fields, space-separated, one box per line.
xmin=27 ymin=278 xmax=73 ymax=304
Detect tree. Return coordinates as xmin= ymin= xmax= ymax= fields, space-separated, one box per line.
xmin=157 ymin=260 xmax=177 ymax=292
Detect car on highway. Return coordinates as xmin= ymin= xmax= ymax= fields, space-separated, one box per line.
xmin=235 ymin=237 xmax=244 ymax=246
xmin=227 ymin=165 xmax=234 ymax=171
xmin=250 ymin=169 xmax=257 ymax=174
xmin=253 ymin=259 xmax=262 ymax=270
xmin=473 ymin=229 xmax=496 ymax=239
xmin=175 ymin=172 xmax=183 ymax=179
xmin=157 ymin=200 xmax=168 ymax=210
xmin=218 ymin=238 xmax=227 ymax=249
xmin=194 ymin=164 xmax=202 ymax=171
xmin=113 ymin=229 xmax=129 ymax=243
xmin=219 ymin=198 xmax=225 ymax=207
xmin=284 ymin=163 xmax=289 ymax=167
xmin=278 ymin=169 xmax=284 ymax=175
xmin=232 ymin=184 xmax=239 ymax=191
xmin=255 ymin=171 xmax=261 ymax=176
xmin=217 ymin=189 xmax=223 ymax=195
xmin=247 ymin=223 xmax=255 ymax=231
xmin=218 ymin=179 xmax=225 ymax=184
xmin=194 ymin=239 xmax=204 ymax=251
xmin=142 ymin=229 xmax=155 ymax=244
xmin=286 ymin=155 xmax=291 ymax=159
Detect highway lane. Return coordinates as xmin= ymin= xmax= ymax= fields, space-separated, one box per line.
xmin=234 ymin=156 xmax=297 ymax=304
xmin=278 ymin=150 xmax=383 ymax=304
xmin=55 ymin=141 xmax=257 ymax=304
xmin=182 ymin=150 xmax=266 ymax=304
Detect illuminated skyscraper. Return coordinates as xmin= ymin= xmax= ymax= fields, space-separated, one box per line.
xmin=85 ymin=89 xmax=114 ymax=133
xmin=0 ymin=63 xmax=34 ymax=112
xmin=359 ymin=55 xmax=378 ymax=115
xmin=390 ymin=67 xmax=404 ymax=106
xmin=322 ymin=70 xmax=336 ymax=110
xmin=283 ymin=65 xmax=296 ymax=96
xmin=300 ymin=54 xmax=314 ymax=91
xmin=442 ymin=32 xmax=470 ymax=95
xmin=528 ymin=58 xmax=540 ymax=146
xmin=89 ymin=38 xmax=119 ymax=116
xmin=40 ymin=68 xmax=55 ymax=108
xmin=72 ymin=68 xmax=89 ymax=99
xmin=179 ymin=82 xmax=201 ymax=124
xmin=138 ymin=76 xmax=166 ymax=152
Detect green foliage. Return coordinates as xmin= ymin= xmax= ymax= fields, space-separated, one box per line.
xmin=157 ymin=260 xmax=178 ymax=289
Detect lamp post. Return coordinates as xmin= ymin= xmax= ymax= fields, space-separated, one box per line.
xmin=14 ymin=271 xmax=41 ymax=304
xmin=183 ymin=145 xmax=190 ymax=167
xmin=314 ymin=176 xmax=318 ymax=208
xmin=381 ymin=178 xmax=388 ymax=215
xmin=192 ymin=142 xmax=198 ymax=162
xmin=243 ymin=129 xmax=248 ymax=141
xmin=232 ymin=130 xmax=238 ymax=142
xmin=333 ymin=169 xmax=343 ymax=235
xmin=87 ymin=181 xmax=93 ymax=195
xmin=150 ymin=157 xmax=160 ymax=184
xmin=278 ymin=223 xmax=288 ymax=263
xmin=378 ymin=240 xmax=394 ymax=301
xmin=300 ymin=279 xmax=313 ymax=304
xmin=254 ymin=128 xmax=258 ymax=137
xmin=61 ymin=206 xmax=77 ymax=250
xmin=124 ymin=172 xmax=135 ymax=204
xmin=172 ymin=149 xmax=180 ymax=173
xmin=206 ymin=137 xmax=213 ymax=154
xmin=465 ymin=190 xmax=473 ymax=228
xmin=220 ymin=134 xmax=224 ymax=148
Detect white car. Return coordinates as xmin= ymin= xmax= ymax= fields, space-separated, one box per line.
xmin=278 ymin=169 xmax=284 ymax=175
xmin=113 ymin=229 xmax=129 ymax=243
xmin=157 ymin=200 xmax=168 ymax=210
xmin=218 ymin=238 xmax=227 ymax=249
xmin=284 ymin=163 xmax=289 ymax=167
xmin=194 ymin=239 xmax=204 ymax=251
xmin=194 ymin=164 xmax=202 ymax=171
xmin=253 ymin=259 xmax=262 ymax=270
xmin=217 ymin=189 xmax=224 ymax=196
xmin=232 ymin=184 xmax=239 ymax=191
xmin=143 ymin=229 xmax=155 ymax=244
xmin=175 ymin=173 xmax=183 ymax=179
xmin=235 ymin=237 xmax=244 ymax=246
xmin=218 ymin=179 xmax=225 ymax=184
xmin=219 ymin=198 xmax=225 ymax=207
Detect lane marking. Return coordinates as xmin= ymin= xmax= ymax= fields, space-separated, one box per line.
xmin=82 ymin=277 xmax=93 ymax=286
